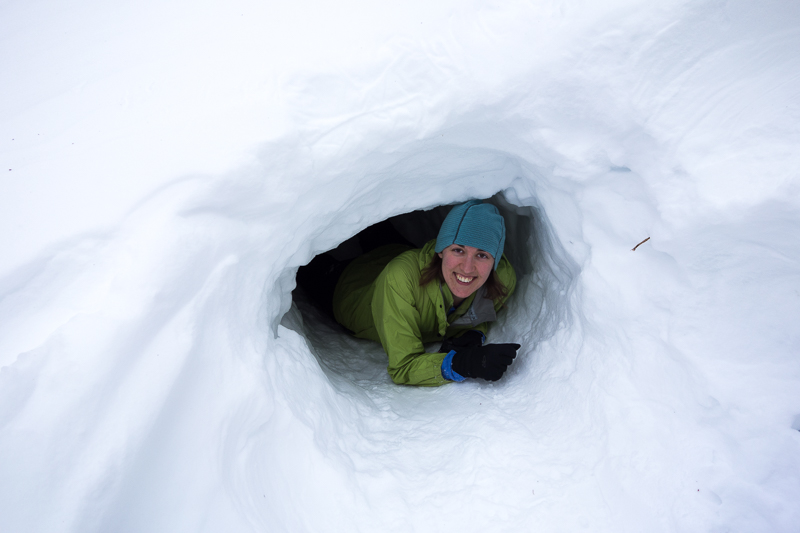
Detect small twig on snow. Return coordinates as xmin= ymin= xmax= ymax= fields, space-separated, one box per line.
xmin=631 ymin=237 xmax=650 ymax=251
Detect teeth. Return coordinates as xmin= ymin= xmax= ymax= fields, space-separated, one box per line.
xmin=455 ymin=274 xmax=474 ymax=283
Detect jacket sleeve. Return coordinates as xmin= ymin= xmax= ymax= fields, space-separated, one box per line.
xmin=372 ymin=264 xmax=448 ymax=386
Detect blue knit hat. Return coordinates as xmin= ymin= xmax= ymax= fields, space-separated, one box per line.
xmin=435 ymin=200 xmax=506 ymax=269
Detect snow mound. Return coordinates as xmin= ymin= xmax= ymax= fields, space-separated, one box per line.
xmin=2 ymin=1 xmax=800 ymax=532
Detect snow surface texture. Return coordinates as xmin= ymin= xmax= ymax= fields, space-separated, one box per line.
xmin=2 ymin=0 xmax=800 ymax=531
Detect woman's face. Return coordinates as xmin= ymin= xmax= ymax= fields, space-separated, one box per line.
xmin=438 ymin=244 xmax=494 ymax=302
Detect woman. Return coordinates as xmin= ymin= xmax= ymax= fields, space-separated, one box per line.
xmin=300 ymin=200 xmax=519 ymax=386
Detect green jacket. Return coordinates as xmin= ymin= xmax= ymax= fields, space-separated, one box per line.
xmin=332 ymin=239 xmax=516 ymax=386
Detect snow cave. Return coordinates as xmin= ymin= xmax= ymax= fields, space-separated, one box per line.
xmin=3 ymin=1 xmax=800 ymax=532
xmin=288 ymin=188 xmax=578 ymax=388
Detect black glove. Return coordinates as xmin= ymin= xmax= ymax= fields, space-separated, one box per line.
xmin=451 ymin=343 xmax=520 ymax=381
xmin=439 ymin=330 xmax=485 ymax=354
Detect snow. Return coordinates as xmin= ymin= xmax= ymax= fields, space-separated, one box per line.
xmin=2 ymin=0 xmax=800 ymax=531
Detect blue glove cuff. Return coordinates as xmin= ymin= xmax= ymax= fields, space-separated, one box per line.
xmin=441 ymin=350 xmax=467 ymax=382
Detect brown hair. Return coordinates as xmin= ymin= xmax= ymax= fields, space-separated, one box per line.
xmin=419 ymin=253 xmax=508 ymax=301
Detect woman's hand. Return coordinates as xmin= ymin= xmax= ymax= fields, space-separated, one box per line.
xmin=439 ymin=330 xmax=485 ymax=353
xmin=451 ymin=343 xmax=520 ymax=381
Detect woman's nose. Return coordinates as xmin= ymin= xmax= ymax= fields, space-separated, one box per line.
xmin=463 ymin=254 xmax=474 ymax=272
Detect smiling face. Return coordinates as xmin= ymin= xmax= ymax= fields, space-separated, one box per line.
xmin=438 ymin=244 xmax=495 ymax=303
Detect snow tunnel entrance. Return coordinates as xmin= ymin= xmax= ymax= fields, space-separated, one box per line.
xmin=284 ymin=191 xmax=578 ymax=390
